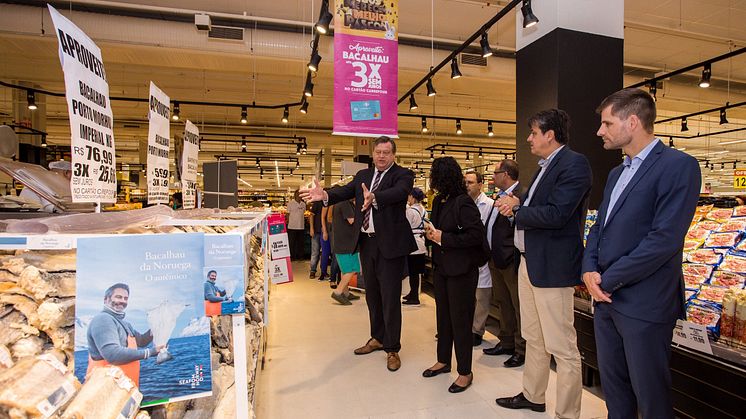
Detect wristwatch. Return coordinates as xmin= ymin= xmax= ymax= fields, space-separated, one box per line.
xmin=511 ymin=205 xmax=521 ymax=215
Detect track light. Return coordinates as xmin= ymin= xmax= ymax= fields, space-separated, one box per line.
xmin=300 ymin=100 xmax=309 ymax=114
xmin=430 ymin=150 xmax=434 ymax=160
xmin=668 ymin=137 xmax=674 ymax=147
xmin=315 ymin=1 xmax=333 ymax=34
xmin=721 ymin=163 xmax=725 ymax=169
xmin=302 ymin=142 xmax=308 ymax=155
xmin=426 ymin=78 xmax=437 ymax=97
xmin=301 ymin=174 xmax=305 ymax=180
xmin=308 ymin=51 xmax=322 ymax=72
xmin=421 ymin=117 xmax=428 ymax=133
xmin=699 ymin=63 xmax=711 ymax=88
xmin=720 ymin=107 xmax=729 ymax=125
xmin=681 ymin=117 xmax=688 ymax=132
xmin=296 ymin=144 xmax=301 ymax=155
xmin=456 ymin=119 xmax=463 ymax=135
xmin=409 ymin=94 xmax=418 ymax=111
xmin=172 ymin=102 xmax=180 ymax=121
xmin=487 ymin=121 xmax=494 ymax=137
xmin=450 ymin=58 xmax=462 ymax=79
xmin=521 ymin=0 xmax=539 ymax=28
xmin=296 ymin=160 xmax=300 ymax=169
xmin=41 ymin=135 xmax=47 ymax=148
xmin=734 ymin=162 xmax=738 ymax=169
xmin=240 ymin=106 xmax=248 ymax=124
xmin=304 ymin=77 xmax=314 ymax=97
xmin=465 ymin=152 xmax=471 ymax=162
xmin=282 ymin=106 xmax=289 ymax=123
xmin=241 ymin=140 xmax=247 ymax=152
xmin=480 ymin=32 xmax=493 ymax=58
xmin=26 ymin=90 xmax=37 ymax=110
xmin=255 ymin=158 xmax=260 ymax=168
xmin=260 ymin=168 xmax=264 ymax=179
xmin=478 ymin=148 xmax=483 ymax=158
xmin=648 ymin=82 xmax=657 ymax=101
xmin=441 ymin=147 xmax=446 ymax=155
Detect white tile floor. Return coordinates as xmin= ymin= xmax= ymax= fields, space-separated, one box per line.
xmin=256 ymin=261 xmax=608 ymax=419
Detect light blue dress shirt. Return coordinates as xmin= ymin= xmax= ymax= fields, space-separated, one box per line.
xmin=604 ymin=139 xmax=660 ymax=226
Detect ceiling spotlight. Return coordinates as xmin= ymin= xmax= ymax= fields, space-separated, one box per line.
xmin=409 ymin=94 xmax=418 ymax=111
xmin=241 ymin=140 xmax=247 ymax=152
xmin=301 ymin=174 xmax=305 ymax=180
xmin=441 ymin=147 xmax=446 ymax=155
xmin=478 ymin=148 xmax=483 ymax=158
xmin=296 ymin=144 xmax=302 ymax=155
xmin=429 ymin=150 xmax=434 ymax=160
xmin=648 ymin=82 xmax=657 ymax=101
xmin=255 ymin=158 xmax=260 ymax=168
xmin=304 ymin=77 xmax=314 ymax=97
xmin=421 ymin=117 xmax=428 ymax=133
xmin=308 ymin=51 xmax=322 ymax=72
xmin=465 ymin=152 xmax=471 ymax=162
xmin=172 ymin=102 xmax=180 ymax=121
xmin=487 ymin=121 xmax=494 ymax=137
xmin=480 ymin=32 xmax=493 ymax=58
xmin=681 ymin=117 xmax=688 ymax=132
xmin=668 ymin=137 xmax=674 ymax=147
xmin=521 ymin=0 xmax=539 ymax=28
xmin=315 ymin=1 xmax=333 ymax=34
xmin=699 ymin=63 xmax=711 ymax=88
xmin=296 ymin=160 xmax=300 ymax=169
xmin=456 ymin=119 xmax=463 ymax=135
xmin=301 ymin=142 xmax=308 ymax=155
xmin=260 ymin=168 xmax=264 ymax=179
xmin=40 ymin=135 xmax=47 ymax=148
xmin=734 ymin=162 xmax=738 ymax=169
xmin=300 ymin=100 xmax=309 ymax=114
xmin=240 ymin=106 xmax=248 ymax=124
xmin=282 ymin=174 xmax=285 ymax=180
xmin=704 ymin=160 xmax=709 ymax=168
xmin=720 ymin=107 xmax=729 ymax=125
xmin=282 ymin=106 xmax=289 ymax=123
xmin=450 ymin=58 xmax=462 ymax=79
xmin=26 ymin=90 xmax=37 ymax=110
xmin=721 ymin=163 xmax=725 ymax=169
xmin=426 ymin=78 xmax=437 ymax=97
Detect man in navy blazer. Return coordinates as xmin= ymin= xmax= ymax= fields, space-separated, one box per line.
xmin=582 ymin=88 xmax=701 ymax=419
xmin=495 ymin=109 xmax=592 ymax=418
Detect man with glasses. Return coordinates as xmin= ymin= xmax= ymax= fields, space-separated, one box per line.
xmin=482 ymin=160 xmax=525 ymax=368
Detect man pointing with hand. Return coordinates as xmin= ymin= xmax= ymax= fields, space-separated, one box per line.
xmin=300 ymin=136 xmax=416 ymax=372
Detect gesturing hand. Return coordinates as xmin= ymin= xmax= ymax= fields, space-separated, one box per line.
xmin=361 ymin=183 xmax=375 ymax=211
xmin=582 ymin=271 xmax=612 ymax=303
xmin=496 ymin=194 xmax=520 ymax=217
xmin=299 ymin=177 xmax=326 ymax=203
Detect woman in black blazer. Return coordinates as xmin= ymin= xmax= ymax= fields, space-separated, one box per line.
xmin=423 ymin=157 xmax=487 ymax=393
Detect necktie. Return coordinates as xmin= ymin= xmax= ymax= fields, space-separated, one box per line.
xmin=362 ymin=170 xmax=382 ymax=231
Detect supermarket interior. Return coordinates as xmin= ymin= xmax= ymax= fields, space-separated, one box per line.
xmin=0 ymin=0 xmax=745 ymax=418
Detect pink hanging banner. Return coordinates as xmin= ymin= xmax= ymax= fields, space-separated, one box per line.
xmin=333 ymin=0 xmax=399 ymax=138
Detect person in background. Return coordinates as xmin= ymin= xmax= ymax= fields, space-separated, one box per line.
xmin=172 ymin=192 xmax=183 ymax=209
xmin=309 ymin=200 xmax=324 ymax=279
xmin=287 ymin=190 xmax=307 ymax=260
xmin=20 ymin=159 xmax=72 ymax=213
xmin=319 ymin=206 xmax=333 ymax=281
xmin=330 ymin=198 xmax=362 ymax=305
xmin=583 ymin=88 xmax=701 ymax=419
xmin=403 ymin=187 xmax=427 ymax=305
xmin=326 ymin=204 xmax=342 ymax=289
xmin=422 ymin=157 xmax=486 ymax=393
xmin=464 ymin=171 xmax=493 ymax=347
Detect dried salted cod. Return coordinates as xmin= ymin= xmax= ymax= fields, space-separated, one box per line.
xmin=61 ymin=366 xmax=142 ymax=419
xmin=0 ymin=310 xmax=28 ymax=347
xmin=47 ymin=327 xmax=74 ymax=352
xmin=0 ymin=258 xmax=26 ymax=276
xmin=0 ymin=295 xmax=40 ymax=331
xmin=10 ymin=336 xmax=45 ymax=360
xmin=37 ymin=298 xmax=75 ymax=331
xmin=43 ymin=272 xmax=76 ymax=298
xmin=0 ymin=354 xmax=80 ymax=417
xmin=17 ymin=266 xmax=55 ymax=301
xmin=14 ymin=251 xmax=76 ymax=272
xmin=0 ymin=345 xmax=12 ymax=371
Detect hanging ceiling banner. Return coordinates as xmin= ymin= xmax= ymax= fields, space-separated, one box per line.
xmin=49 ymin=5 xmax=117 ymax=203
xmin=333 ymin=0 xmax=399 ymax=138
xmin=182 ymin=121 xmax=200 ymax=209
xmin=147 ymin=82 xmax=171 ymax=205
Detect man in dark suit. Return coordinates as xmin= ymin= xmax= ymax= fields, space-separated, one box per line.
xmin=583 ymin=89 xmax=701 ymax=418
xmin=299 ymin=136 xmax=416 ymax=372
xmin=482 ymin=159 xmax=526 ymax=368
xmin=494 ymin=109 xmax=592 ymax=418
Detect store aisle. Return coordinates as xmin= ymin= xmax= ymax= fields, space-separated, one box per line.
xmin=256 ymin=261 xmax=608 ymax=419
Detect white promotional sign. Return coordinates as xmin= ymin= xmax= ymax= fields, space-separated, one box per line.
xmin=147 ymin=82 xmax=171 ymax=204
xmin=672 ymin=320 xmax=713 ymax=355
xmin=182 ymin=120 xmax=200 ymax=209
xmin=269 ymin=233 xmax=290 ymax=260
xmin=269 ymin=258 xmax=291 ymax=284
xmin=49 ymin=5 xmax=117 ymax=203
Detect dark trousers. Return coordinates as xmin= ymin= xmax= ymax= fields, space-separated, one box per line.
xmin=434 ymin=267 xmax=478 ymax=376
xmin=360 ymin=234 xmax=406 ymax=353
xmin=288 ymin=229 xmax=305 ymax=260
xmin=406 ymin=253 xmax=426 ymax=299
xmin=595 ymin=303 xmax=676 ymax=419
xmin=489 ymin=260 xmax=526 ymax=355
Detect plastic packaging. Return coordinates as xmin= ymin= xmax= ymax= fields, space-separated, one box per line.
xmin=5 ymin=205 xmax=174 ymax=234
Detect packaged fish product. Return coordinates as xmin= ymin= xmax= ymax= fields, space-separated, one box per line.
xmin=733 ymin=205 xmax=746 ymax=217
xmin=720 ymin=289 xmax=737 ymax=340
xmin=685 ymin=288 xmax=699 ymax=301
xmin=718 ymin=253 xmax=746 ymax=273
xmin=718 ymin=218 xmax=746 ymax=232
xmin=684 ymin=274 xmax=708 ymax=288
xmin=0 ymin=354 xmax=80 ymax=417
xmin=682 ymin=263 xmax=714 ymax=279
xmin=695 ymin=205 xmax=714 ymax=217
xmin=695 ymin=220 xmax=722 ymax=231
xmin=685 ymin=249 xmax=723 ymax=265
xmin=706 ymin=208 xmax=734 ymax=222
xmin=697 ymin=284 xmax=728 ymax=304
xmin=686 ymin=228 xmax=710 ymax=241
xmin=61 ymin=366 xmax=142 ymax=419
xmin=705 ymin=232 xmax=742 ymax=248
xmin=710 ymin=271 xmax=746 ymax=288
xmin=686 ymin=301 xmax=721 ymax=334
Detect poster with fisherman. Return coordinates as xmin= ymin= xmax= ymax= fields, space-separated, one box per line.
xmin=74 ymin=233 xmax=213 ymax=407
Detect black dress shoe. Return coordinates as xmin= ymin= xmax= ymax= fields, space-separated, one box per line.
xmin=448 ymin=374 xmax=473 ymax=393
xmin=495 ymin=393 xmax=546 ymax=412
xmin=482 ymin=344 xmax=515 ymax=356
xmin=422 ymin=364 xmax=451 ymax=378
xmin=402 ymin=299 xmax=420 ymax=305
xmin=472 ymin=333 xmax=482 ymax=346
xmin=503 ymin=353 xmax=525 ymax=368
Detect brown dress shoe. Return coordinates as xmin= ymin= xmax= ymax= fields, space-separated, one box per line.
xmin=353 ymin=338 xmax=383 ymax=355
xmin=387 ymin=352 xmax=401 ymax=371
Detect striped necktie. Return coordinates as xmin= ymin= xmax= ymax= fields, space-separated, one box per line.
xmin=362 ymin=170 xmax=382 ymax=231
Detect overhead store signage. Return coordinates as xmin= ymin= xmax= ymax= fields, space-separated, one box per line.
xmin=734 ymin=170 xmax=746 ymax=189
xmin=333 ymin=0 xmax=399 ymax=138
xmin=147 ymin=82 xmax=171 ymax=205
xmin=49 ymin=5 xmax=117 ymax=203
xmin=182 ymin=121 xmax=200 ymax=209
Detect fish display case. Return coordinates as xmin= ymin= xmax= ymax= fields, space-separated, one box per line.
xmin=574 ymin=205 xmax=746 ymax=418
xmin=0 ymin=206 xmax=271 ymax=419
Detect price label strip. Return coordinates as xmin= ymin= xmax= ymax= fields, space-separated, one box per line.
xmin=672 ymin=320 xmax=713 ymax=355
xmin=147 ymin=82 xmax=171 ymax=204
xmin=182 ymin=121 xmax=200 ymax=209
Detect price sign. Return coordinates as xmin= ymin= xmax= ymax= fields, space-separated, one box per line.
xmin=181 ymin=121 xmax=200 ymax=209
xmin=734 ymin=170 xmax=746 ymax=189
xmin=147 ymin=82 xmax=171 ymax=204
xmin=672 ymin=320 xmax=713 ymax=354
xmin=49 ymin=5 xmax=117 ymax=203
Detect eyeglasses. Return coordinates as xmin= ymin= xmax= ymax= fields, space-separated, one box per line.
xmin=494 ymin=170 xmax=506 ymax=174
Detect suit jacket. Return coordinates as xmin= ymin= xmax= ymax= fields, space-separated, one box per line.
xmin=326 ymin=163 xmax=417 ymax=259
xmin=582 ymin=141 xmax=701 ymax=324
xmin=516 ymin=146 xmax=593 ymax=288
xmin=489 ymin=185 xmax=525 ymax=269
xmin=431 ymin=193 xmax=487 ymax=276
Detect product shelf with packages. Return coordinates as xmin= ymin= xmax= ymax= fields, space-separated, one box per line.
xmin=0 ymin=206 xmax=270 ymax=419
xmin=574 ymin=205 xmax=746 ymax=418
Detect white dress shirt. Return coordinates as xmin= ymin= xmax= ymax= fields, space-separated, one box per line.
xmin=474 ymin=192 xmax=495 ymax=288
xmin=361 ymin=163 xmax=393 ymax=233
